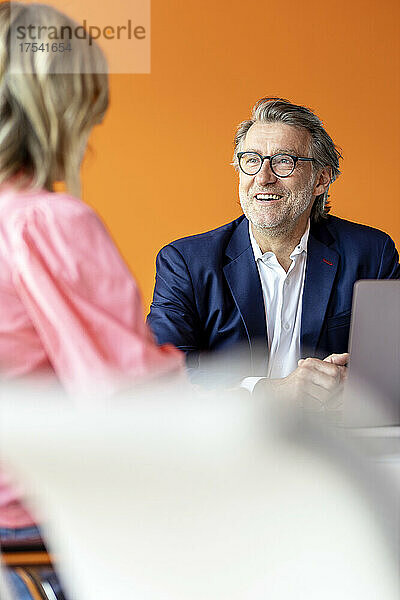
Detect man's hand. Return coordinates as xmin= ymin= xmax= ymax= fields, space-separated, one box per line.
xmin=264 ymin=353 xmax=350 ymax=409
xmin=323 ymin=352 xmax=349 ymax=384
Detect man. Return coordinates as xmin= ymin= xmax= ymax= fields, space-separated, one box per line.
xmin=147 ymin=98 xmax=399 ymax=401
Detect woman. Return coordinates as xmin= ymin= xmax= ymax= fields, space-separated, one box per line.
xmin=0 ymin=2 xmax=183 ymax=597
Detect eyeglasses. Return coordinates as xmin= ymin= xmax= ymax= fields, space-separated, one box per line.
xmin=237 ymin=152 xmax=315 ymax=178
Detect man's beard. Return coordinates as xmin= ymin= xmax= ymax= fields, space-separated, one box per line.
xmin=239 ymin=180 xmax=315 ymax=235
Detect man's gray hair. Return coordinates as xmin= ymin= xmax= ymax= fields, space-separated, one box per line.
xmin=233 ymin=98 xmax=342 ymax=221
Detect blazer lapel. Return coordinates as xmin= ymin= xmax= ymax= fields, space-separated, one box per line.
xmin=301 ymin=230 xmax=339 ymax=357
xmin=223 ymin=219 xmax=267 ymax=373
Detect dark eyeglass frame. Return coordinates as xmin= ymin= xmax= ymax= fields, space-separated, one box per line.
xmin=237 ymin=151 xmax=315 ymax=178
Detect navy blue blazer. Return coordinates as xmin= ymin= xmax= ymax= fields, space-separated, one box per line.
xmin=147 ymin=215 xmax=399 ymax=376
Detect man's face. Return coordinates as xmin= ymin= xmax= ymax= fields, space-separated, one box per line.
xmin=238 ymin=122 xmax=317 ymax=231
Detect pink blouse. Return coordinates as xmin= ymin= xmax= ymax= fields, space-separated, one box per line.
xmin=0 ymin=184 xmax=184 ymax=527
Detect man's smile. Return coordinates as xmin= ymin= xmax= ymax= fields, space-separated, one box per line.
xmin=254 ymin=193 xmax=283 ymax=202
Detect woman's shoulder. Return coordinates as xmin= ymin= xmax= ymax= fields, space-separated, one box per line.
xmin=1 ymin=185 xmax=93 ymax=215
xmin=0 ymin=186 xmax=102 ymax=234
xmin=0 ymin=185 xmax=126 ymax=287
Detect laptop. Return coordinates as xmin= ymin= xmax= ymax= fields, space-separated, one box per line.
xmin=343 ymin=280 xmax=400 ymax=428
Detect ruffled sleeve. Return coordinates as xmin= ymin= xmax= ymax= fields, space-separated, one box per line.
xmin=7 ymin=195 xmax=184 ymax=397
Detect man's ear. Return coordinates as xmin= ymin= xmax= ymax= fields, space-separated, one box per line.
xmin=313 ymin=167 xmax=331 ymax=197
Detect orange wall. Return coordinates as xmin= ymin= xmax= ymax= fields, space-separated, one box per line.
xmin=81 ymin=0 xmax=400 ymax=312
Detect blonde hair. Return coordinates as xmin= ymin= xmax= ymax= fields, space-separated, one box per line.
xmin=0 ymin=1 xmax=109 ymax=196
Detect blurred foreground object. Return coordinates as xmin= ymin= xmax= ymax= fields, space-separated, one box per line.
xmin=0 ymin=382 xmax=399 ymax=600
xmin=0 ymin=563 xmax=13 ymax=600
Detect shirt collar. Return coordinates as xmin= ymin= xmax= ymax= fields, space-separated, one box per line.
xmin=249 ymin=219 xmax=310 ymax=262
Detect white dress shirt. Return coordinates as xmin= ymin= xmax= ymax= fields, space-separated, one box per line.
xmin=241 ymin=220 xmax=310 ymax=391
